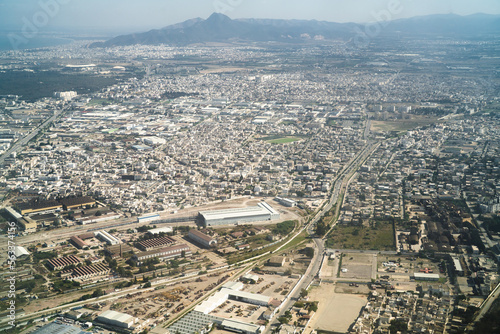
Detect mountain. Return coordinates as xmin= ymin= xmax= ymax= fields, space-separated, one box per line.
xmin=90 ymin=13 xmax=500 ymax=48
xmin=385 ymin=13 xmax=500 ymax=36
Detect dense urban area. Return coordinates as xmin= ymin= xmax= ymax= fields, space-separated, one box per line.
xmin=1 ymin=19 xmax=500 ymax=334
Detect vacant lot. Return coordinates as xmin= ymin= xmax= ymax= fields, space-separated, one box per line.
xmin=371 ymin=117 xmax=439 ymax=133
xmin=339 ymin=253 xmax=376 ymax=281
xmin=326 ymin=221 xmax=394 ymax=251
xmin=308 ymin=283 xmax=367 ymax=333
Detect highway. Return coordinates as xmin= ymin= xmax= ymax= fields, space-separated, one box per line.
xmin=468 ymin=282 xmax=500 ymax=331
xmin=266 ymin=140 xmax=379 ymax=333
xmin=0 ymin=107 xmax=65 ymax=166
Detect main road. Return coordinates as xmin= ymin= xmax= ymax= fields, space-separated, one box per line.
xmin=0 ymin=107 xmax=66 ymax=166
xmin=266 ymin=140 xmax=379 ymax=332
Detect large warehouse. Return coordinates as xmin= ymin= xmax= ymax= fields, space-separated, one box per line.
xmin=96 ymin=310 xmax=136 ymax=329
xmin=188 ymin=229 xmax=217 ymax=248
xmin=198 ymin=202 xmax=280 ymax=227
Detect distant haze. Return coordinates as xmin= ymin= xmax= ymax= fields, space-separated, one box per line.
xmin=0 ymin=0 xmax=499 ymax=35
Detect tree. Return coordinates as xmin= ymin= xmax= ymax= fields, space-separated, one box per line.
xmin=92 ymin=288 xmax=104 ymax=298
xmin=316 ymin=221 xmax=329 ymax=236
xmin=143 ymin=282 xmax=152 ymax=288
xmin=309 ymin=302 xmax=318 ymax=313
xmin=300 ymin=288 xmax=308 ymax=298
xmin=303 ymin=247 xmax=315 ymax=258
xmin=388 ymin=318 xmax=408 ymax=334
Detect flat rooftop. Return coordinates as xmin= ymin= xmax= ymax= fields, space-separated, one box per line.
xmin=199 ymin=202 xmax=278 ymax=221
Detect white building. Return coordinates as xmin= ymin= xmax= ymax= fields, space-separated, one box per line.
xmin=198 ymin=202 xmax=280 ymax=227
xmin=96 ymin=310 xmax=136 ymax=329
xmin=95 ymin=230 xmax=120 ymax=245
xmin=54 ymin=91 xmax=77 ymax=101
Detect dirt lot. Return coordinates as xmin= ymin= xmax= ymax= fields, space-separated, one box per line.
xmin=335 ymin=282 xmax=371 ymax=295
xmin=306 ymin=282 xmax=367 ymax=333
xmin=102 ymin=271 xmax=235 ymax=326
xmin=339 ymin=253 xmax=377 ymax=281
xmin=319 ymin=256 xmax=339 ymax=279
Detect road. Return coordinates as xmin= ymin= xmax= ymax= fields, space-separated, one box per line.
xmin=266 ymin=140 xmax=380 ymax=333
xmin=0 ymin=108 xmax=65 ymax=166
xmin=469 ymin=282 xmax=500 ymax=331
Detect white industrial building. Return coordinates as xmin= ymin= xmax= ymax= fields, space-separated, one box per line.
xmin=137 ymin=213 xmax=160 ymax=223
xmin=95 ymin=230 xmax=120 ymax=245
xmin=96 ymin=310 xmax=136 ymax=329
xmin=413 ymin=273 xmax=440 ymax=281
xmin=274 ymin=197 xmax=297 ymax=207
xmin=142 ymin=136 xmax=167 ymax=146
xmin=170 ymin=281 xmax=267 ymax=334
xmin=198 ymin=202 xmax=280 ymax=227
xmin=148 ymin=226 xmax=173 ymax=235
xmin=195 ymin=283 xmax=271 ymax=315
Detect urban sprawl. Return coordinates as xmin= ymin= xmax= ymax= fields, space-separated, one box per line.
xmin=0 ymin=36 xmax=499 ymax=334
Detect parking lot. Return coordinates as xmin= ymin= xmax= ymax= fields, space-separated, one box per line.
xmin=210 ymin=299 xmax=266 ymax=324
xmin=242 ymin=272 xmax=299 ymax=297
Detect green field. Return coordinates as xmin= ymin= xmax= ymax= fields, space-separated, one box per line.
xmin=371 ymin=118 xmax=439 ymax=133
xmin=325 ymin=221 xmax=395 ymax=251
xmin=265 ymin=137 xmax=302 ymax=144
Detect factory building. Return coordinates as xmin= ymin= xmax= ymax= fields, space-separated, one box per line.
xmin=137 ymin=213 xmax=160 ymax=223
xmin=95 ymin=310 xmax=137 ymax=329
xmin=413 ymin=273 xmax=440 ymax=281
xmin=15 ymin=199 xmax=62 ymax=215
xmin=167 ymin=311 xmax=218 ymax=334
xmin=17 ymin=217 xmax=37 ymax=233
xmin=451 ymin=256 xmax=464 ymax=276
xmin=147 ymin=226 xmax=173 ymax=235
xmin=188 ymin=229 xmax=217 ymax=248
xmin=70 ymin=235 xmax=89 ymax=249
xmin=220 ymin=319 xmax=264 ymax=334
xmin=63 ymin=263 xmax=110 ymax=280
xmin=198 ymin=202 xmax=280 ymax=227
xmin=274 ymin=197 xmax=297 ymax=207
xmin=195 ymin=284 xmax=271 ymax=315
xmin=136 ymin=236 xmax=176 ymax=251
xmin=95 ymin=230 xmax=120 ymax=245
xmin=132 ymin=244 xmax=191 ymax=265
xmin=5 ymin=206 xmax=22 ymax=220
xmin=47 ymin=255 xmax=81 ymax=271
xmin=59 ymin=196 xmax=96 ymax=211
xmin=30 ymin=321 xmax=87 ymax=334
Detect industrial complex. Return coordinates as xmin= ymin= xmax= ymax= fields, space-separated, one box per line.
xmin=198 ymin=202 xmax=280 ymax=227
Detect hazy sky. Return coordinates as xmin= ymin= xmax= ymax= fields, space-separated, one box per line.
xmin=0 ymin=0 xmax=499 ymax=35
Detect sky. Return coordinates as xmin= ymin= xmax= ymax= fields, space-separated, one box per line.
xmin=0 ymin=0 xmax=499 ymax=35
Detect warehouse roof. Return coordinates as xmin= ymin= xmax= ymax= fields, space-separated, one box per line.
xmin=31 ymin=322 xmax=86 ymax=334
xmin=221 ymin=319 xmax=263 ymax=334
xmin=97 ymin=310 xmax=134 ymax=325
xmin=59 ymin=196 xmax=95 ymax=207
xmin=413 ymin=273 xmax=440 ymax=280
xmin=189 ymin=229 xmax=215 ymax=242
xmin=199 ymin=202 xmax=278 ymax=221
xmin=220 ymin=288 xmax=271 ymax=304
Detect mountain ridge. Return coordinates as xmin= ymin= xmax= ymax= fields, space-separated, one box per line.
xmin=90 ymin=12 xmax=500 ymax=48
